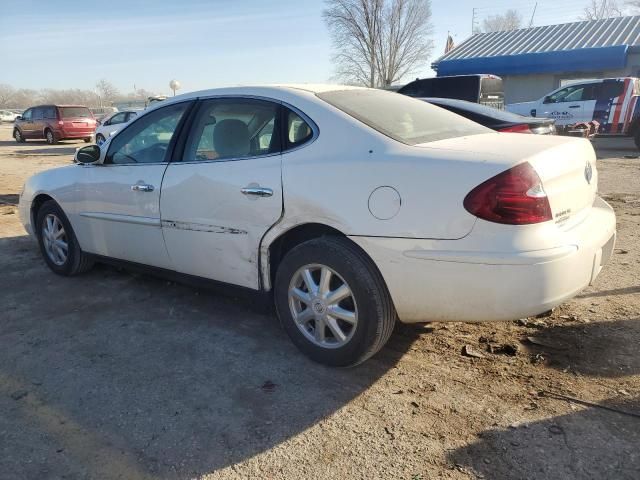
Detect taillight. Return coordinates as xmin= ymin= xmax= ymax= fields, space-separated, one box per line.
xmin=463 ymin=162 xmax=552 ymax=225
xmin=499 ymin=124 xmax=532 ymax=134
xmin=58 ymin=120 xmax=64 ymax=126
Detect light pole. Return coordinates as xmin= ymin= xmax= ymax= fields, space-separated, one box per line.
xmin=169 ymin=79 xmax=181 ymax=97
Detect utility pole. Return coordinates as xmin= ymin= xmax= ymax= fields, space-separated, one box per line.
xmin=528 ymin=2 xmax=538 ymax=28
xmin=471 ymin=7 xmax=479 ymax=34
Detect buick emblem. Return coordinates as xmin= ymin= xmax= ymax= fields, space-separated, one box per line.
xmin=584 ymin=162 xmax=593 ymax=185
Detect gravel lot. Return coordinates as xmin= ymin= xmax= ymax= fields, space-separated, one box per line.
xmin=0 ymin=123 xmax=638 ymax=479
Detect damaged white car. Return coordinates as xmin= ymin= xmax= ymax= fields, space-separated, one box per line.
xmin=18 ymin=85 xmax=616 ymax=366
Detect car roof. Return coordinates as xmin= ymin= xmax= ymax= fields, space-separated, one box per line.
xmin=162 ymin=84 xmax=364 ymax=102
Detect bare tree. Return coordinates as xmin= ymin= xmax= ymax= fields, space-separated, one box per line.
xmin=0 ymin=84 xmax=16 ymax=108
xmin=481 ymin=9 xmax=522 ymax=33
xmin=323 ymin=0 xmax=433 ymax=88
xmin=582 ymin=0 xmax=623 ymax=20
xmin=95 ymin=79 xmax=120 ymax=103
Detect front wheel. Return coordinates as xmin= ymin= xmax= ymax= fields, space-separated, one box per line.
xmin=83 ymin=137 xmax=92 ymax=143
xmin=14 ymin=128 xmax=25 ymax=143
xmin=36 ymin=200 xmax=94 ymax=276
xmin=274 ymin=236 xmax=395 ymax=367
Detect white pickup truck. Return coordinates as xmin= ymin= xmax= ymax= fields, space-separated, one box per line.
xmin=507 ymin=77 xmax=640 ymax=146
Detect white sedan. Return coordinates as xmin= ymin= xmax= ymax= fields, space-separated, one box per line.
xmin=0 ymin=110 xmax=19 ymax=122
xmin=95 ymin=110 xmax=138 ymax=145
xmin=18 ymin=85 xmax=616 ymax=366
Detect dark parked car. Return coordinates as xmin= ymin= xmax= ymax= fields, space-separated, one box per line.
xmin=14 ymin=105 xmax=96 ymax=144
xmin=399 ymin=74 xmax=505 ymax=109
xmin=422 ymin=97 xmax=556 ymax=135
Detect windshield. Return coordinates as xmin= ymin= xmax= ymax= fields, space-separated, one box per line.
xmin=318 ymin=89 xmax=490 ymax=145
xmin=60 ymin=107 xmax=92 ymax=119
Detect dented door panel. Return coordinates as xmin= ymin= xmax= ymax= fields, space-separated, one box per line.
xmin=159 ymin=156 xmax=283 ymax=289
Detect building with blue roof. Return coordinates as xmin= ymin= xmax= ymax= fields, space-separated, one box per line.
xmin=432 ymin=16 xmax=640 ymax=103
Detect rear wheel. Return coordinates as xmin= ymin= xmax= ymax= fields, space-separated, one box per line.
xmin=13 ymin=128 xmax=25 ymax=143
xmin=274 ymin=236 xmax=395 ymax=367
xmin=45 ymin=129 xmax=56 ymax=145
xmin=83 ymin=137 xmax=92 ymax=143
xmin=634 ymin=129 xmax=640 ymax=150
xmin=35 ymin=200 xmax=94 ymax=276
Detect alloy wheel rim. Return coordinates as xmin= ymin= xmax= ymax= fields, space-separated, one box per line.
xmin=47 ymin=131 xmax=53 ymax=143
xmin=288 ymin=264 xmax=358 ymax=349
xmin=42 ymin=214 xmax=68 ymax=266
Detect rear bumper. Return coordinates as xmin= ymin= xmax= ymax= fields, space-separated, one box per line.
xmin=350 ymin=196 xmax=616 ymax=323
xmin=59 ymin=129 xmax=94 ymax=139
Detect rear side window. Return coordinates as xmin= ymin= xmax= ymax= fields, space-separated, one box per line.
xmin=600 ymin=81 xmax=624 ymax=99
xmin=183 ymin=98 xmax=280 ymax=162
xmin=60 ymin=107 xmax=92 ymax=119
xmin=319 ymin=89 xmax=490 ymax=145
xmin=44 ymin=107 xmax=56 ymax=119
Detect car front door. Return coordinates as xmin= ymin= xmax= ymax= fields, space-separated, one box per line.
xmin=160 ymin=97 xmax=286 ymax=289
xmin=540 ymin=83 xmax=595 ymax=126
xmin=20 ymin=108 xmax=34 ymax=137
xmin=73 ymin=101 xmax=193 ymax=268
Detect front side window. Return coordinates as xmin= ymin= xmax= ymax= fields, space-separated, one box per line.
xmin=22 ymin=109 xmax=32 ymax=120
xmin=318 ymin=89 xmax=490 ymax=146
xmin=33 ymin=108 xmax=44 ymax=120
xmin=106 ymin=102 xmax=190 ymax=165
xmin=183 ymin=98 xmax=280 ymax=162
xmin=546 ymin=84 xmax=596 ymax=103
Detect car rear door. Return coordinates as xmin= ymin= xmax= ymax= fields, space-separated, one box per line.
xmin=73 ymin=101 xmax=193 ymax=268
xmin=160 ymin=97 xmax=285 ymax=289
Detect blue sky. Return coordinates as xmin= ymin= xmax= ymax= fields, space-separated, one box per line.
xmin=0 ymin=0 xmax=598 ymax=95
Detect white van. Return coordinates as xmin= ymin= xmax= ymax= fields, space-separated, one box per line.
xmin=507 ymin=77 xmax=640 ymax=146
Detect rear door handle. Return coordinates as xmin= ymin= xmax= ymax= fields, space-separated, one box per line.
xmin=568 ymin=105 xmax=581 ymax=109
xmin=241 ymin=186 xmax=273 ymax=197
xmin=131 ymin=183 xmax=154 ymax=192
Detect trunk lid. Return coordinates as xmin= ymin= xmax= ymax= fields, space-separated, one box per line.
xmin=417 ymin=133 xmax=597 ymax=229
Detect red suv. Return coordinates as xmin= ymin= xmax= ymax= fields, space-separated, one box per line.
xmin=14 ymin=105 xmax=96 ymax=144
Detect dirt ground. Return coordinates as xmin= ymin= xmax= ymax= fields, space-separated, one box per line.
xmin=0 ymin=122 xmax=638 ymax=480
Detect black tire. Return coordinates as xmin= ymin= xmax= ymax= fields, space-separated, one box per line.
xmin=45 ymin=129 xmax=56 ymax=145
xmin=14 ymin=128 xmax=25 ymax=143
xmin=634 ymin=129 xmax=640 ymax=150
xmin=83 ymin=137 xmax=92 ymax=143
xmin=35 ymin=200 xmax=94 ymax=276
xmin=96 ymin=134 xmax=105 ymax=145
xmin=274 ymin=236 xmax=396 ymax=367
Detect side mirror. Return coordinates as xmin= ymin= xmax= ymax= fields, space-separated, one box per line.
xmin=543 ymin=96 xmax=553 ymax=104
xmin=15 ymin=116 xmax=22 ymax=121
xmin=75 ymin=145 xmax=101 ymax=164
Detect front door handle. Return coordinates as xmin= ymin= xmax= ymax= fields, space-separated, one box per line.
xmin=241 ymin=186 xmax=273 ymax=197
xmin=568 ymin=105 xmax=581 ymax=109
xmin=131 ymin=183 xmax=154 ymax=192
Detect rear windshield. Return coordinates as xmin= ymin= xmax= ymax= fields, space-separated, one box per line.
xmin=60 ymin=107 xmax=92 ymax=119
xmin=318 ymin=89 xmax=490 ymax=145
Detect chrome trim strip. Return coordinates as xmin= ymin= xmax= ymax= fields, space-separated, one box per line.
xmin=79 ymin=212 xmax=161 ymax=227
